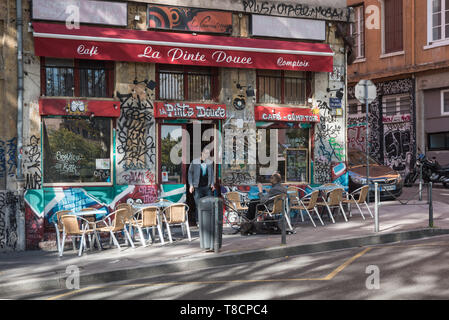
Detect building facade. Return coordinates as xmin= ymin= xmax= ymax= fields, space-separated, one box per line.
xmin=1 ymin=0 xmax=350 ymax=251
xmin=347 ymin=0 xmax=449 ymax=178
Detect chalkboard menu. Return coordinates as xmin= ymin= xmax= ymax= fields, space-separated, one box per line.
xmin=285 ymin=148 xmax=308 ymax=183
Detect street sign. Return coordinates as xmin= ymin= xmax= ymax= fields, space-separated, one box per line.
xmin=355 ymin=79 xmax=377 ymax=104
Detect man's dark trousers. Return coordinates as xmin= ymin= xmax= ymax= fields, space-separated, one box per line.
xmin=194 ymin=186 xmax=212 ymax=223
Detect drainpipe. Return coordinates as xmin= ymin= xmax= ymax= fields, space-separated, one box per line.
xmin=16 ymin=0 xmax=24 ymax=181
xmin=16 ymin=0 xmax=25 ymax=251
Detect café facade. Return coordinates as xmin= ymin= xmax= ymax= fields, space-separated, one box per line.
xmin=18 ymin=0 xmax=351 ymax=249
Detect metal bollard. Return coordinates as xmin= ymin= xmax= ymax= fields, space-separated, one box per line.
xmin=374 ymin=182 xmax=379 ymax=232
xmin=429 ymin=182 xmax=433 ymax=228
xmin=281 ymin=197 xmax=287 ymax=245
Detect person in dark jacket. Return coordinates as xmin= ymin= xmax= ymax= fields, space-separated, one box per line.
xmin=246 ymin=173 xmax=287 ymax=220
xmin=188 ymin=148 xmax=215 ymax=224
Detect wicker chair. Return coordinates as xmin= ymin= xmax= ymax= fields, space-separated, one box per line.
xmin=315 ymin=188 xmax=348 ymax=223
xmin=95 ymin=208 xmax=135 ymax=250
xmin=129 ymin=206 xmax=165 ymax=246
xmin=290 ymin=190 xmax=324 ymax=227
xmin=59 ymin=215 xmax=99 ymax=257
xmin=256 ymin=194 xmax=293 ymax=231
xmin=54 ymin=210 xmax=72 ymax=255
xmin=161 ymin=203 xmax=191 ymax=243
xmin=342 ymin=185 xmax=373 ymax=219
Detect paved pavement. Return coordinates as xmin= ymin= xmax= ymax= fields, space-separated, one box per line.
xmin=0 ymin=187 xmax=448 ymax=298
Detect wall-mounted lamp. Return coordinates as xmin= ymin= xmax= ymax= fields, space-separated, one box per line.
xmin=133 ymin=78 xmax=157 ymax=90
xmin=236 ymin=83 xmax=255 ymax=97
xmin=90 ymin=113 xmax=95 ymax=120
xmin=327 ymin=87 xmax=344 ymax=100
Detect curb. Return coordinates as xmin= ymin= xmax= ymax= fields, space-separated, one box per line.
xmin=1 ymin=228 xmax=449 ymax=297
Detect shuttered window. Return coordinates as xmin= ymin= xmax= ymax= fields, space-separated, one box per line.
xmin=350 ymin=5 xmax=365 ymax=59
xmin=384 ymin=0 xmax=403 ymax=53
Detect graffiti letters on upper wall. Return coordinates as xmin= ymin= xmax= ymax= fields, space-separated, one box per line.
xmin=241 ymin=0 xmax=351 ymax=22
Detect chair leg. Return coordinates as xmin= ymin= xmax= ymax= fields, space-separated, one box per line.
xmin=165 ymin=221 xmax=173 ymax=243
xmin=364 ymin=201 xmax=374 ymax=218
xmin=110 ymin=231 xmax=121 ymax=250
xmin=285 ymin=213 xmax=293 ymax=231
xmin=303 ymin=209 xmax=316 ymax=227
xmin=326 ymin=204 xmax=336 ymax=223
xmin=78 ymin=234 xmax=84 ymax=257
xmin=124 ymin=227 xmax=135 ymax=248
xmin=59 ymin=232 xmax=67 ymax=257
xmin=355 ymin=201 xmax=365 ymax=220
xmin=185 ymin=219 xmax=192 ymax=241
xmin=156 ymin=224 xmax=165 ymax=245
xmin=72 ymin=238 xmax=77 ymax=253
xmin=314 ymin=207 xmax=325 ymax=226
xmin=55 ymin=227 xmax=61 ymax=255
xmin=339 ymin=203 xmax=348 ymax=222
xmin=137 ymin=225 xmax=147 ymax=247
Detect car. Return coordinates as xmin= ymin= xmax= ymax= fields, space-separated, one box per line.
xmin=347 ymin=149 xmax=403 ymax=201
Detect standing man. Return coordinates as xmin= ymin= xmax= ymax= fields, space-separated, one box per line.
xmin=188 ymin=148 xmax=215 ymax=225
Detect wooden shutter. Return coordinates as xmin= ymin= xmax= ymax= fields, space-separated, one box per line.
xmin=384 ymin=0 xmax=403 ymax=53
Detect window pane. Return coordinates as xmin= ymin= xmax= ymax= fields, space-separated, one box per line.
xmin=399 ymin=96 xmax=411 ymax=114
xmin=45 ymin=59 xmax=74 ymax=97
xmin=433 ymin=0 xmax=442 ymax=13
xmin=349 ymin=103 xmax=359 ymax=114
xmin=257 ymin=74 xmax=281 ymax=104
xmin=434 ymin=26 xmax=442 ymax=40
xmin=384 ymin=97 xmax=397 ymax=116
xmin=79 ymin=61 xmax=107 ymax=98
xmin=384 ymin=0 xmax=403 ymax=53
xmin=284 ymin=77 xmax=306 ymax=105
xmin=43 ymin=117 xmax=111 ymax=183
xmin=444 ymin=91 xmax=449 ymax=113
xmin=256 ymin=128 xmax=309 ymax=183
xmin=433 ymin=12 xmax=442 ymax=27
xmin=159 ymin=71 xmax=184 ymax=100
xmin=160 ymin=125 xmax=183 ymax=183
xmin=429 ymin=133 xmax=448 ymax=150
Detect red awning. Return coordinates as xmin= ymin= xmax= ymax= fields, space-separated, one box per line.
xmin=39 ymin=98 xmax=121 ymax=117
xmin=33 ymin=22 xmax=334 ymax=72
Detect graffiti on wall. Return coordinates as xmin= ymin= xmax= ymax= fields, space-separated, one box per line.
xmin=314 ymin=84 xmax=346 ymax=184
xmin=241 ymin=0 xmax=350 ymax=21
xmin=0 ymin=138 xmax=18 ymax=189
xmin=348 ymin=78 xmax=415 ymax=175
xmin=23 ymin=135 xmax=42 ymax=189
xmin=0 ymin=191 xmax=19 ymax=251
xmin=116 ymin=83 xmax=157 ymax=185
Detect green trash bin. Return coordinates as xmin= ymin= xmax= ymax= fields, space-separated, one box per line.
xmin=198 ymin=196 xmax=223 ymax=252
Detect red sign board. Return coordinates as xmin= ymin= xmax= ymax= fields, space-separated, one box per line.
xmin=254 ymin=106 xmax=320 ymax=123
xmin=155 ymin=102 xmax=226 ymax=120
xmin=33 ymin=23 xmax=334 ymax=72
xmin=39 ymin=98 xmax=121 ymax=117
xmin=148 ymin=5 xmax=232 ymax=34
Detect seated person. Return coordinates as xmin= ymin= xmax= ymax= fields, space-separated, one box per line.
xmin=246 ymin=173 xmax=287 ymax=220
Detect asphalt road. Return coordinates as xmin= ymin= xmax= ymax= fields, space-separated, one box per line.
xmin=11 ymin=235 xmax=449 ymax=302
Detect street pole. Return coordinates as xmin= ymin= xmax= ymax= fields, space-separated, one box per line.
xmin=429 ymin=182 xmax=433 ymax=228
xmin=374 ymin=182 xmax=379 ymax=232
xmin=365 ymin=83 xmax=370 ymax=202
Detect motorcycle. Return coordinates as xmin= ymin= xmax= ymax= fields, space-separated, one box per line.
xmin=404 ymin=153 xmax=449 ymax=188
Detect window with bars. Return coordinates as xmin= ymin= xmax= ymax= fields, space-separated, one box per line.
xmin=350 ymin=5 xmax=365 ymax=59
xmin=42 ymin=58 xmax=113 ymax=98
xmin=384 ymin=0 xmax=404 ymax=53
xmin=256 ymin=70 xmax=310 ymax=105
xmin=348 ymin=101 xmax=360 ymax=115
xmin=382 ymin=94 xmax=410 ymax=116
xmin=430 ymin=0 xmax=449 ymax=41
xmin=157 ymin=65 xmax=217 ymax=102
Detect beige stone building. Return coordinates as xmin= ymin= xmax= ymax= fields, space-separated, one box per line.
xmin=1 ymin=0 xmax=350 ymax=251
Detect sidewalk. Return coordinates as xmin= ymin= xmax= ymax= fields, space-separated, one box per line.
xmin=1 ymin=197 xmax=448 ymax=297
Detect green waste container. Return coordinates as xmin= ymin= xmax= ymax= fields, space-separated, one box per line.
xmin=198 ymin=196 xmax=223 ymax=252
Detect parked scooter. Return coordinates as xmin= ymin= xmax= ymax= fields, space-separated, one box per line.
xmin=404 ymin=153 xmax=449 ymax=188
